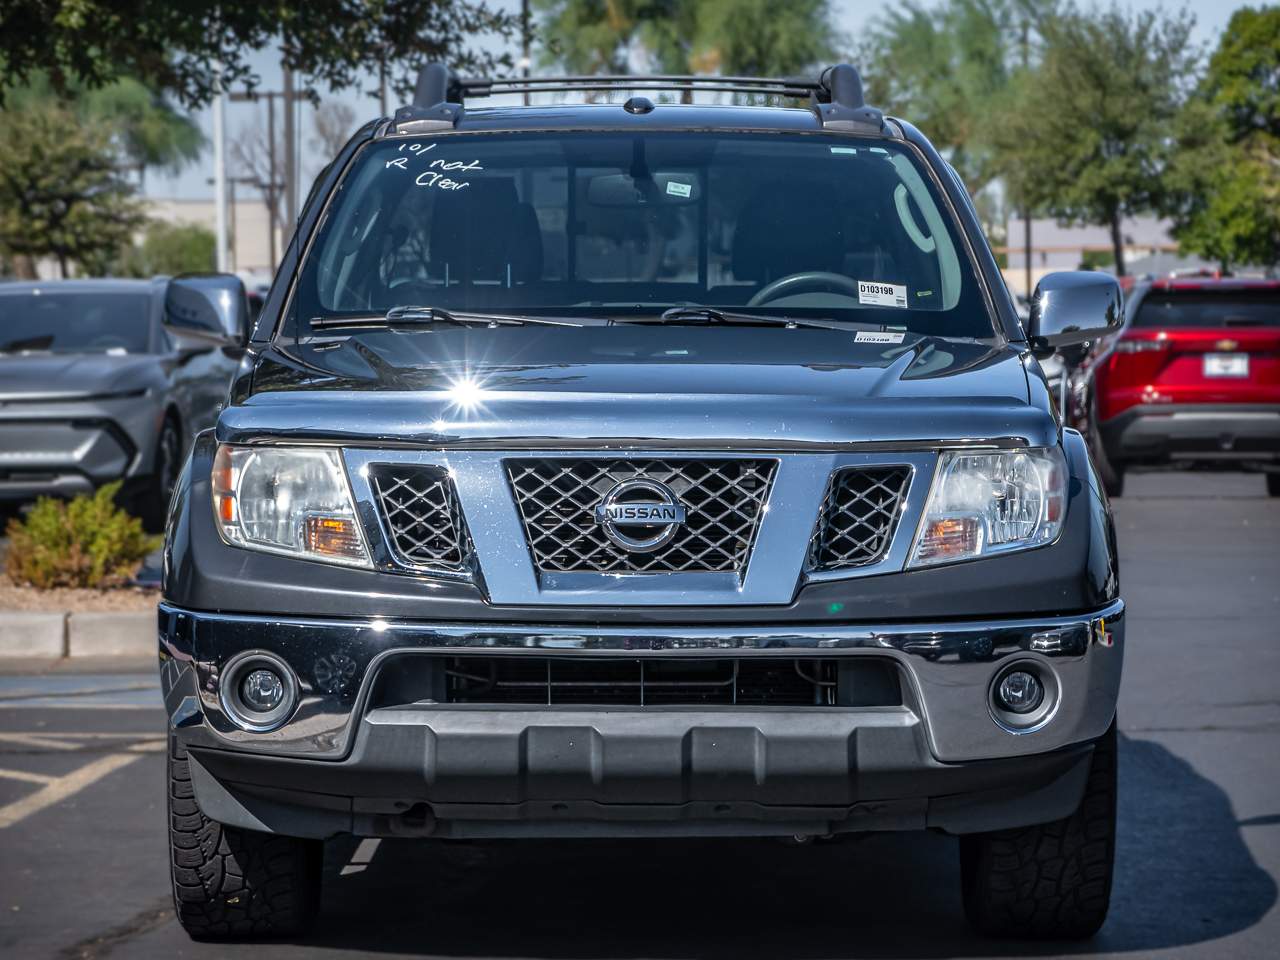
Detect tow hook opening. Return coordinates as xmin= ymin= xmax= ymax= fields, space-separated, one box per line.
xmin=379 ymin=802 xmax=437 ymax=837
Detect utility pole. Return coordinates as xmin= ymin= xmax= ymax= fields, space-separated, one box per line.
xmin=208 ymin=175 xmax=257 ymax=272
xmin=1020 ymin=19 xmax=1033 ymax=300
xmin=521 ymin=0 xmax=532 ymax=106
xmin=282 ymin=61 xmax=297 ymax=243
xmin=230 ymin=81 xmax=305 ymax=269
xmin=379 ymin=51 xmax=388 ymax=116
xmin=213 ymin=67 xmax=229 ymax=273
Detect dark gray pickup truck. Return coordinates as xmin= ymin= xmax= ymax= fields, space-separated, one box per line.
xmin=159 ymin=65 xmax=1125 ymax=942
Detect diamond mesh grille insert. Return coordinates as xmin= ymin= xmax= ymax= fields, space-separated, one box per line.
xmin=370 ymin=464 xmax=470 ymax=569
xmin=807 ymin=466 xmax=912 ymax=571
xmin=506 ymin=458 xmax=777 ymax=574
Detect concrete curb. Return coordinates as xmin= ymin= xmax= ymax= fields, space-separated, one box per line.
xmin=0 ymin=613 xmax=67 ymax=658
xmin=67 ymin=612 xmax=154 ymax=658
xmin=0 ymin=610 xmax=153 ymax=658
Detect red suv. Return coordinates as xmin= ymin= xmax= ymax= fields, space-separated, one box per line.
xmin=1075 ymin=274 xmax=1280 ymax=496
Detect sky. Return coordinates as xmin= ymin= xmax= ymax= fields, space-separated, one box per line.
xmin=145 ymin=0 xmax=1250 ymax=202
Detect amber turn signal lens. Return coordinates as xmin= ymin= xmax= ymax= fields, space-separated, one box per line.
xmin=212 ymin=444 xmax=237 ymax=523
xmin=303 ymin=516 xmax=365 ymax=560
xmin=914 ymin=516 xmax=980 ymax=562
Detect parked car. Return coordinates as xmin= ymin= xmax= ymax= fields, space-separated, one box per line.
xmin=1071 ymin=274 xmax=1280 ymax=496
xmin=159 ymin=65 xmax=1125 ymax=941
xmin=0 ymin=277 xmax=248 ymax=527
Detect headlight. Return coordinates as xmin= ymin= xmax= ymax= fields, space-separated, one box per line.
xmin=908 ymin=447 xmax=1066 ymax=567
xmin=212 ymin=444 xmax=370 ymax=567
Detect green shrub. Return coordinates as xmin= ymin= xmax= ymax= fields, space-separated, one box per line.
xmin=4 ymin=482 xmax=161 ymax=589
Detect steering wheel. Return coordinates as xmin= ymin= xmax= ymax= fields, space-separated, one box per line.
xmin=747 ymin=271 xmax=863 ymax=307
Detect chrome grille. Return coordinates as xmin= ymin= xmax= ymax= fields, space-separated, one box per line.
xmin=807 ymin=466 xmax=911 ymax=571
xmin=370 ymin=464 xmax=470 ymax=569
xmin=506 ymin=458 xmax=777 ymax=574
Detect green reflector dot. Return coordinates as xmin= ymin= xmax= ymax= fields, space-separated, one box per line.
xmin=828 ymin=602 xmax=844 ymax=614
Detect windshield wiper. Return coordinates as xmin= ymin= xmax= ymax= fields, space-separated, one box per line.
xmin=621 ymin=306 xmax=877 ymax=332
xmin=309 ymin=306 xmax=589 ymax=331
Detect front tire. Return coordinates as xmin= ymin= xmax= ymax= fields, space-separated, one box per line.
xmin=139 ymin=414 xmax=182 ymax=532
xmin=1087 ymin=399 xmax=1125 ymax=498
xmin=1267 ymin=473 xmax=1280 ymax=497
xmin=960 ymin=720 xmax=1117 ymax=940
xmin=168 ymin=737 xmax=321 ymax=939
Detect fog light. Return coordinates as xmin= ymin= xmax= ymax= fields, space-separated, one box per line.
xmin=241 ymin=668 xmax=285 ymax=713
xmin=996 ymin=670 xmax=1044 ymax=714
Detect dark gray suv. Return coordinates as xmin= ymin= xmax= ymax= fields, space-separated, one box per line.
xmin=0 ymin=277 xmax=248 ymax=526
xmin=159 ymin=65 xmax=1126 ymax=941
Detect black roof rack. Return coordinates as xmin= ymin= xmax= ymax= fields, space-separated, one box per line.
xmin=393 ymin=63 xmax=884 ymax=135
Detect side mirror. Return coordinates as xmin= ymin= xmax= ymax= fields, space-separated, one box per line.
xmin=1027 ymin=271 xmax=1122 ymax=358
xmin=163 ymin=274 xmax=249 ymax=348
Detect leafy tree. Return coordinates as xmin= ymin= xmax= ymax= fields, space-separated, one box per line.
xmin=0 ymin=103 xmax=145 ymax=277
xmin=4 ymin=74 xmax=203 ymax=183
xmin=115 ymin=221 xmax=216 ymax=277
xmin=859 ymin=0 xmax=1057 ymax=197
xmin=690 ymin=0 xmax=836 ymax=79
xmin=534 ymin=0 xmax=836 ymax=81
xmin=0 ymin=1 xmax=516 ymax=108
xmin=995 ymin=3 xmax=1197 ymax=275
xmin=1169 ymin=7 xmax=1280 ymax=270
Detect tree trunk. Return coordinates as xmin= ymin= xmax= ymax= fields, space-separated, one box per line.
xmin=57 ymin=252 xmax=68 ymax=279
xmin=12 ymin=254 xmax=37 ymax=280
xmin=1108 ymin=209 xmax=1126 ymax=277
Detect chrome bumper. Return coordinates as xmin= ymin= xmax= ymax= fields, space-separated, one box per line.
xmin=159 ymin=600 xmax=1123 ymax=766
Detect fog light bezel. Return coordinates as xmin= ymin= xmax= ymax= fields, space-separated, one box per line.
xmin=988 ymin=660 xmax=1059 ymax=734
xmin=219 ymin=651 xmax=299 ymax=732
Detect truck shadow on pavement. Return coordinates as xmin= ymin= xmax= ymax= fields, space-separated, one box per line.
xmin=302 ymin=734 xmax=1275 ymax=957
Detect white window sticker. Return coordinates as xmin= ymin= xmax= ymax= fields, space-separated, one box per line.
xmin=666 ymin=180 xmax=692 ymax=198
xmin=858 ymin=281 xmax=908 ymax=308
xmin=854 ymin=330 xmax=906 ymax=344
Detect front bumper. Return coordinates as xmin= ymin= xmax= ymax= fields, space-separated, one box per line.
xmin=1102 ymin=403 xmax=1280 ymax=465
xmin=0 ymin=397 xmax=159 ymax=500
xmin=160 ymin=601 xmax=1123 ymax=839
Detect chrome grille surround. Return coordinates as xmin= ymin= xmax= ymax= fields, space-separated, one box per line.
xmin=341 ymin=448 xmax=939 ymax=604
xmin=807 ymin=465 xmax=912 ymax=571
xmin=369 ymin=464 xmax=472 ymax=571
xmin=506 ymin=457 xmax=778 ymax=575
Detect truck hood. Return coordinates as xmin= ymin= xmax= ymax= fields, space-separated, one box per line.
xmin=0 ymin=353 xmax=158 ymax=402
xmin=222 ymin=326 xmax=1052 ymax=448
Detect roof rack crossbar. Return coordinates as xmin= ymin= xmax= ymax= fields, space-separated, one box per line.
xmin=397 ymin=62 xmax=885 ymax=135
xmin=461 ymin=74 xmax=822 ymax=90
xmin=460 ymin=82 xmax=819 ymax=100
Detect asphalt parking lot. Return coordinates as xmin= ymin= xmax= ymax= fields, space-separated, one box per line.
xmin=1 ymin=471 xmax=1277 ymax=960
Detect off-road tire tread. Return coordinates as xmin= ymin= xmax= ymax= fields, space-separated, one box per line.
xmin=960 ymin=721 xmax=1117 ymax=940
xmin=168 ymin=736 xmax=320 ymax=939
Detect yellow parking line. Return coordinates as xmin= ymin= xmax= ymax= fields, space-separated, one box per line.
xmin=0 ymin=753 xmax=143 ymax=829
xmin=127 ymin=740 xmax=166 ymax=753
xmin=0 ymin=768 xmax=58 ymax=786
xmin=0 ymin=733 xmax=81 ymax=751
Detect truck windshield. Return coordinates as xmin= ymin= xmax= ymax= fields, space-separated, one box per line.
xmin=0 ymin=292 xmax=152 ymax=354
xmin=290 ymin=132 xmax=993 ymax=339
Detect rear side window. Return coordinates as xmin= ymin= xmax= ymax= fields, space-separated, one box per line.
xmin=1133 ymin=290 xmax=1280 ymax=328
